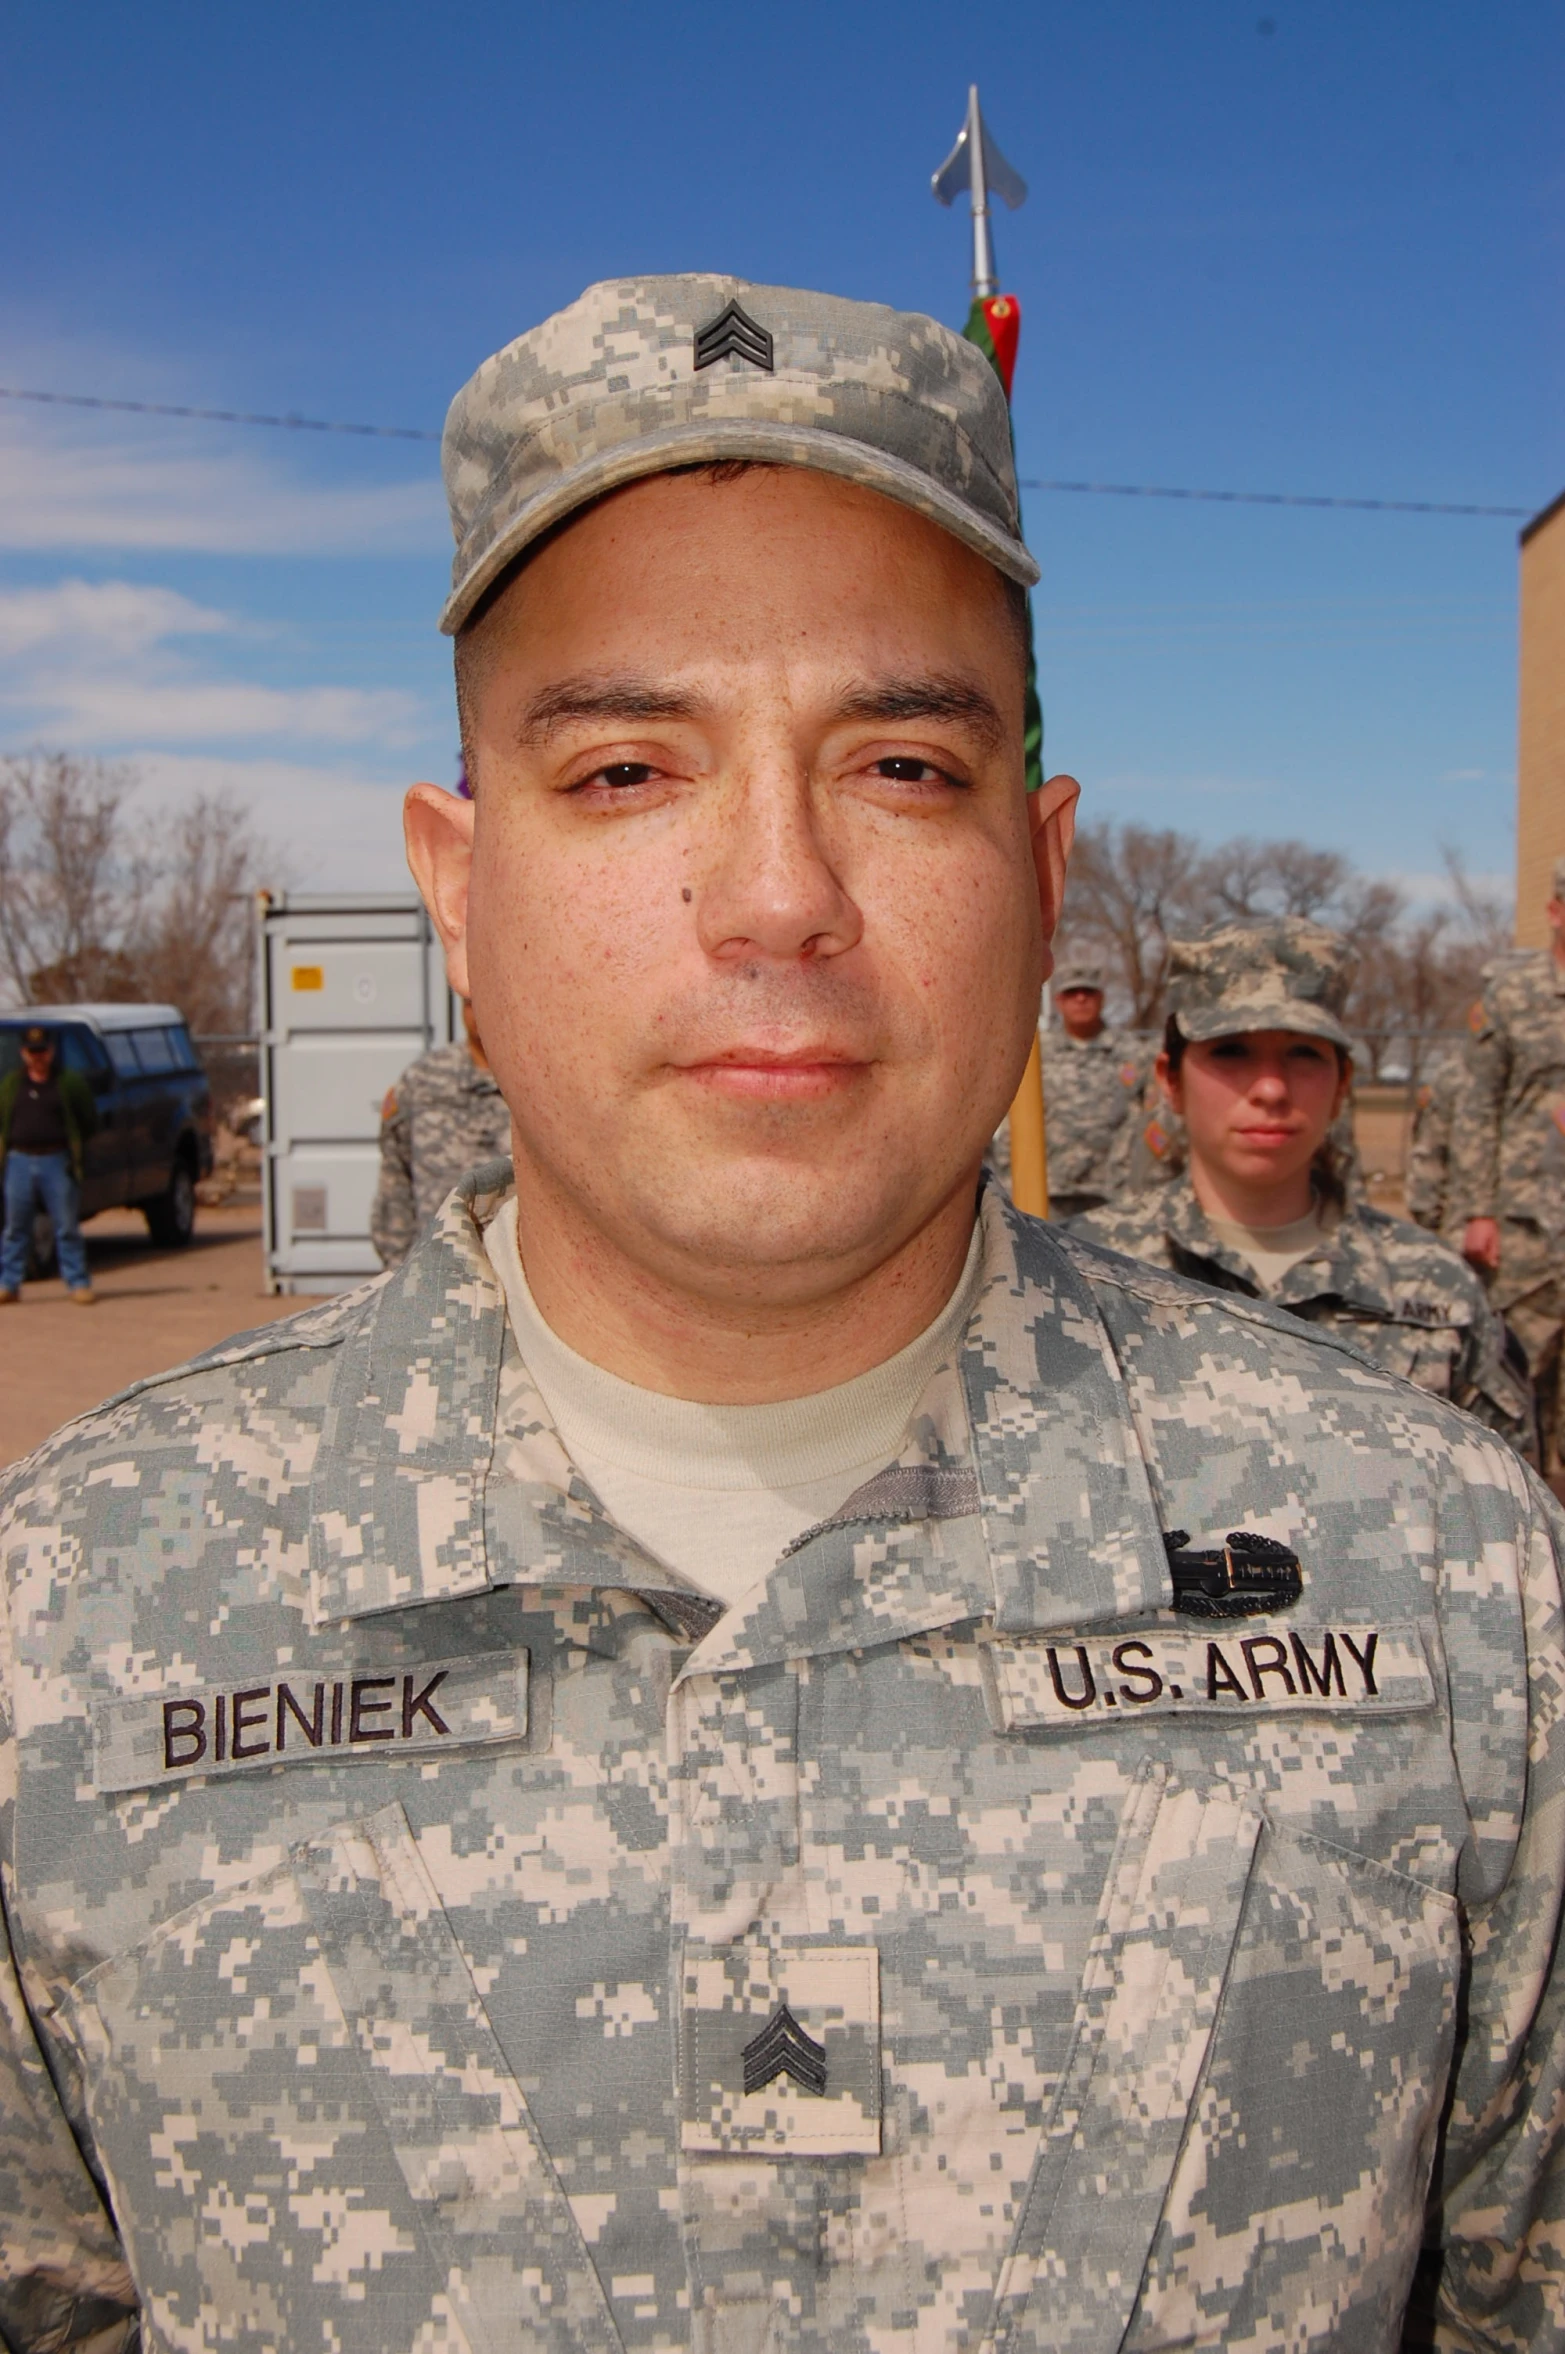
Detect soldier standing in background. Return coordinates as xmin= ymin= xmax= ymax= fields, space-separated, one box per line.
xmin=370 ymin=996 xmax=510 ymax=1266
xmin=1454 ymin=853 xmax=1565 ymax=1483
xmin=1404 ymin=1047 xmax=1465 ymax=1236
xmin=1036 ymin=951 xmax=1147 ymax=1219
xmin=1074 ymin=918 xmax=1534 ymax=1457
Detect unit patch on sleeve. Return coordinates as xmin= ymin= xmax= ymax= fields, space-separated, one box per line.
xmin=91 ymin=1649 xmax=530 ymax=1793
xmin=982 ymin=1623 xmax=1432 ymax=1734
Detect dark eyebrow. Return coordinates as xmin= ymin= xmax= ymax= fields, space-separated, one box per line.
xmin=833 ymin=676 xmax=1006 ymax=751
xmin=516 ymin=676 xmax=710 ymax=746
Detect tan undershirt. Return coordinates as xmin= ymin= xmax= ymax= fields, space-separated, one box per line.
xmin=1203 ymin=1201 xmax=1338 ymax=1294
xmin=483 ymin=1199 xmax=985 ymax=1609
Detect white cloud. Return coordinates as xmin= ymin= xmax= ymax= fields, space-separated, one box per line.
xmin=0 ymin=577 xmax=230 ymax=658
xmin=0 ymin=573 xmax=422 ymax=749
xmin=0 ymin=405 xmax=446 ymax=558
xmin=131 ymin=753 xmax=422 ymax=893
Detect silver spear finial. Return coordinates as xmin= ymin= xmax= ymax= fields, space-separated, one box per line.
xmin=931 ymin=84 xmax=1028 ymax=299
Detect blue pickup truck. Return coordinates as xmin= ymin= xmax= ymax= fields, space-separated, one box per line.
xmin=0 ymin=1002 xmax=215 ymax=1254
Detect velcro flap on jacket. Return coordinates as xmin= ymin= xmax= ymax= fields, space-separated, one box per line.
xmin=983 ymin=1623 xmax=1433 ymax=1734
xmin=681 ymin=1941 xmax=881 ymax=2158
xmin=92 ymin=1650 xmax=529 ymax=1793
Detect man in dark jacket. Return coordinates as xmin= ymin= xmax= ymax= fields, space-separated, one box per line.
xmin=0 ymin=1024 xmax=97 ymax=1303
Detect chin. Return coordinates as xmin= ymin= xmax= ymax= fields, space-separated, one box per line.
xmin=628 ymin=1154 xmax=951 ymax=1284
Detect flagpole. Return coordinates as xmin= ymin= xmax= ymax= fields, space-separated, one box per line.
xmin=933 ymin=87 xmax=1050 ymax=1218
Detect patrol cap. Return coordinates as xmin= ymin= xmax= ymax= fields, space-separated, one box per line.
xmin=1165 ymin=917 xmax=1355 ymax=1052
xmin=1052 ymin=952 xmax=1106 ymax=996
xmin=439 ymin=273 xmax=1039 ymax=635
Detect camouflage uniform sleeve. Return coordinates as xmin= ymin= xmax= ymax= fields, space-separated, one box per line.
xmin=368 ymin=1083 xmax=416 ymax=1269
xmin=1450 ymin=1290 xmax=1540 ymax=1467
xmin=0 ymin=1542 xmax=139 ymax=2353
xmin=1449 ymin=1002 xmax=1508 ymax=1227
xmin=1412 ymin=1474 xmax=1565 ymax=2349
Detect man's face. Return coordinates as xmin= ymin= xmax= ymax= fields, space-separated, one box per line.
xmin=1056 ymin=987 xmax=1104 ymax=1041
xmin=410 ymin=466 xmax=1074 ymax=1304
xmin=20 ymin=1041 xmax=52 ymax=1082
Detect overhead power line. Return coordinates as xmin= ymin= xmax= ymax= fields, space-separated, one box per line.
xmin=1017 ymin=475 xmax=1531 ymax=520
xmin=0 ymin=382 xmax=1535 ymax=518
xmin=0 ymin=384 xmax=440 ymax=442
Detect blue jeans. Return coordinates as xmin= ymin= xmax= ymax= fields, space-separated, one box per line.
xmin=1 ymin=1152 xmax=90 ymax=1291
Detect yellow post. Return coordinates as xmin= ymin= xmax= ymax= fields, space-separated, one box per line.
xmin=1008 ymin=1031 xmax=1049 ymax=1218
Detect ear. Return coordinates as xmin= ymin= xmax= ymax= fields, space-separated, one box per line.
xmin=1154 ymin=1048 xmax=1181 ymax=1114
xmin=404 ymin=783 xmax=477 ymax=999
xmin=1027 ymin=773 xmax=1080 ymax=955
xmin=1334 ymin=1052 xmax=1354 ymax=1119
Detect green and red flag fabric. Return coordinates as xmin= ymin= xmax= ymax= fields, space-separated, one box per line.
xmin=961 ymin=292 xmax=1045 ymax=795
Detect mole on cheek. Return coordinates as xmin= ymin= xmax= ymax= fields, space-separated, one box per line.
xmin=682 ymin=887 xmax=693 ymax=903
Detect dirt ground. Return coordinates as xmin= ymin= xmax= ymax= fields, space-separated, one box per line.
xmin=0 ymin=1198 xmax=303 ymax=1467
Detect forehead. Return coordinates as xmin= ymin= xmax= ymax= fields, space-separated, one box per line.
xmin=463 ymin=466 xmax=1021 ymax=679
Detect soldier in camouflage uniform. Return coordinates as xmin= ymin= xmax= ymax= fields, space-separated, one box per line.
xmin=371 ymin=997 xmax=510 ymax=1267
xmin=1036 ymin=952 xmax=1148 ymax=1219
xmin=4 ymin=275 xmax=1565 ymax=2354
xmin=1452 ymin=861 xmax=1565 ymax=1478
xmin=1404 ymin=1046 xmax=1465 ymax=1236
xmin=1073 ymin=919 xmax=1534 ymax=1457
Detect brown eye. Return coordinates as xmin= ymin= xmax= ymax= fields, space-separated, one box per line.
xmin=597 ymin=763 xmax=656 ymax=789
xmin=871 ymin=757 xmax=957 ymax=786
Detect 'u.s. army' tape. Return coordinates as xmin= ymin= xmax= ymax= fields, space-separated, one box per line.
xmin=983 ymin=1623 xmax=1432 ymax=1734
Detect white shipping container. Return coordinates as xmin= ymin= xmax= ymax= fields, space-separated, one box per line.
xmin=258 ymin=892 xmax=460 ymax=1293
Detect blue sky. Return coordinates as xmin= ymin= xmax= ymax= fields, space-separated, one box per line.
xmin=0 ymin=0 xmax=1558 ymax=896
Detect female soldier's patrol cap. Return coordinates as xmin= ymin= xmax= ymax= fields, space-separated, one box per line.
xmin=1165 ymin=917 xmax=1356 ymax=1051
xmin=439 ymin=274 xmax=1038 ymax=634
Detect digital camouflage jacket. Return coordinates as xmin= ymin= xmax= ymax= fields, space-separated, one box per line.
xmin=1449 ymin=947 xmax=1565 ymax=1242
xmin=3 ymin=1178 xmax=1565 ymax=2354
xmin=370 ymin=1041 xmax=511 ymax=1268
xmin=1037 ymin=1028 xmax=1148 ymax=1203
xmin=1069 ymin=1176 xmax=1535 ymax=1458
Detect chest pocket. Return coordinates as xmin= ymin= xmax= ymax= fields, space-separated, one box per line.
xmin=57 ymin=1801 xmax=624 ymax=2354
xmin=978 ymin=1766 xmax=1458 ymax=2354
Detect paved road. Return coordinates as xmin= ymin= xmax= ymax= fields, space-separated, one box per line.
xmin=0 ymin=1201 xmax=309 ymax=1467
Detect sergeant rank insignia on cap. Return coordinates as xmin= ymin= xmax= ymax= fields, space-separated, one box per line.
xmin=694 ymin=298 xmax=775 ymax=372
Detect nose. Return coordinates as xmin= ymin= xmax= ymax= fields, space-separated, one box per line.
xmin=696 ymin=760 xmax=863 ymax=966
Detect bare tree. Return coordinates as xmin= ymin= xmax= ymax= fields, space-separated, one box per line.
xmin=127 ymin=794 xmax=267 ymax=1036
xmin=0 ymin=752 xmax=136 ymax=1004
xmin=0 ymin=751 xmax=277 ymax=1036
xmin=1060 ymin=823 xmax=1210 ymax=1027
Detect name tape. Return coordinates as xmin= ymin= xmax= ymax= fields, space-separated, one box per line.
xmin=984 ymin=1623 xmax=1432 ymax=1734
xmin=92 ymin=1650 xmax=529 ymax=1794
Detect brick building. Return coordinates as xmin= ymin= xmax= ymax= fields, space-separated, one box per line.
xmin=1517 ymin=487 xmax=1565 ymax=944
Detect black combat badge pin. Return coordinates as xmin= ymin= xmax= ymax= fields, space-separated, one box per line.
xmin=693 ymin=299 xmax=775 ymax=373
xmin=1163 ymin=1529 xmax=1303 ymax=1618
xmin=742 ymin=2002 xmax=828 ymax=2097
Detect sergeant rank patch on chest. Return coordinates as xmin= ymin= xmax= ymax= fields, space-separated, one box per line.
xmin=982 ymin=1623 xmax=1432 ymax=1734
xmin=91 ymin=1650 xmax=529 ymax=1793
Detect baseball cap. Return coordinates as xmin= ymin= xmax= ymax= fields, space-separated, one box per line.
xmin=20 ymin=1024 xmax=52 ymax=1054
xmin=1165 ymin=918 xmax=1356 ymax=1052
xmin=1052 ymin=953 xmax=1106 ymax=995
xmin=439 ymin=274 xmax=1038 ymax=635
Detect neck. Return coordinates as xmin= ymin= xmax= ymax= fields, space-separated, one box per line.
xmin=507 ymin=1143 xmax=982 ymax=1404
xmin=1187 ymin=1152 xmax=1315 ymax=1230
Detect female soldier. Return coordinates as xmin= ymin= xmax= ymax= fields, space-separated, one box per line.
xmin=1070 ymin=916 xmax=1535 ymax=1456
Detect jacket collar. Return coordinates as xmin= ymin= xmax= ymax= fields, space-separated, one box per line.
xmin=1154 ymin=1176 xmax=1408 ymax=1317
xmin=307 ymin=1178 xmax=1173 ymax=1654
